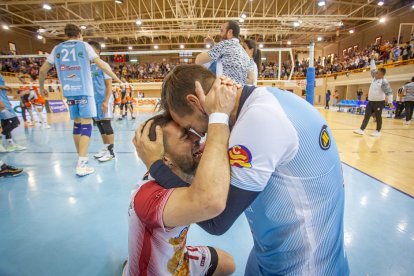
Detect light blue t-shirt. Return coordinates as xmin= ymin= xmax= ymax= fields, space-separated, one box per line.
xmin=229 ymin=87 xmax=349 ymax=275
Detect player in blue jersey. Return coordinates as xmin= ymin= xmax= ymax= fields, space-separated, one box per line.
xmin=88 ymin=41 xmax=115 ymax=162
xmin=136 ymin=65 xmax=350 ymax=275
xmin=0 ymin=65 xmax=27 ymax=153
xmin=38 ymin=24 xmax=121 ymax=176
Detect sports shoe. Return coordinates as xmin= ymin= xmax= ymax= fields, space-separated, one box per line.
xmin=370 ymin=131 xmax=381 ymax=137
xmin=353 ymin=129 xmax=364 ymax=135
xmin=131 ymin=116 xmax=136 ymax=120
xmin=42 ymin=123 xmax=51 ymax=129
xmin=0 ymin=164 xmax=23 ymax=178
xmin=97 ymin=151 xmax=115 ymax=162
xmin=118 ymin=117 xmax=123 ymax=121
xmin=76 ymin=164 xmax=95 ymax=176
xmin=6 ymin=144 xmax=27 ymax=152
xmin=403 ymin=120 xmax=411 ymax=125
xmin=94 ymin=148 xmax=108 ymax=159
xmin=0 ymin=144 xmax=7 ymax=153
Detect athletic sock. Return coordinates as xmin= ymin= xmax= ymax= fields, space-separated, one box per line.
xmin=107 ymin=144 xmax=115 ymax=156
xmin=77 ymin=157 xmax=89 ymax=167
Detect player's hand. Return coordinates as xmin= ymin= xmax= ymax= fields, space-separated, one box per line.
xmin=194 ymin=76 xmax=239 ymax=116
xmin=0 ymin=100 xmax=5 ymax=110
xmin=133 ymin=120 xmax=164 ymax=169
xmin=102 ymin=101 xmax=109 ymax=114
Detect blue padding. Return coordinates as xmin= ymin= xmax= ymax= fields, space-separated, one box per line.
xmin=73 ymin=123 xmax=82 ymax=135
xmin=80 ymin=124 xmax=92 ymax=137
xmin=305 ymin=67 xmax=315 ymax=105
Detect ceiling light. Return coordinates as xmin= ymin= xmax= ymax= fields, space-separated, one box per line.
xmin=239 ymin=18 xmax=245 ymax=23
xmin=378 ymin=1 xmax=384 ymax=6
xmin=349 ymin=29 xmax=354 ymax=34
xmin=317 ymin=36 xmax=323 ymax=41
xmin=115 ymin=0 xmax=123 ymax=3
xmin=100 ymin=43 xmax=106 ymax=48
xmin=318 ymin=1 xmax=326 ymax=7
xmin=379 ymin=17 xmax=386 ymax=23
xmin=206 ymin=44 xmax=211 ymax=49
xmin=259 ymin=44 xmax=264 ymax=48
xmin=412 ymin=4 xmax=414 ymax=8
xmin=2 ymin=25 xmax=9 ymax=30
xmin=42 ymin=4 xmax=52 ymax=10
xmin=180 ymin=44 xmax=185 ymax=49
xmin=38 ymin=28 xmax=46 ymax=33
xmin=154 ymin=45 xmax=159 ymax=49
xmin=293 ymin=22 xmax=300 ymax=27
xmin=135 ymin=20 xmax=142 ymax=26
xmin=80 ymin=25 xmax=87 ymax=30
xmin=128 ymin=46 xmax=132 ymax=50
xmin=241 ymin=13 xmax=247 ymax=19
xmin=287 ymin=41 xmax=292 ymax=45
xmin=37 ymin=35 xmax=43 ymax=40
xmin=338 ymin=21 xmax=344 ymax=27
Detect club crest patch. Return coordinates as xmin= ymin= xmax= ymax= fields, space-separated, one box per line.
xmin=319 ymin=125 xmax=331 ymax=150
xmin=228 ymin=145 xmax=252 ymax=168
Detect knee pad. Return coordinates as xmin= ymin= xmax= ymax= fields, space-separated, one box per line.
xmin=80 ymin=124 xmax=92 ymax=137
xmin=101 ymin=120 xmax=114 ymax=135
xmin=96 ymin=121 xmax=105 ymax=135
xmin=73 ymin=122 xmax=82 ymax=135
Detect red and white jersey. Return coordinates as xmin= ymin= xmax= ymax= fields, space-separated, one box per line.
xmin=127 ymin=177 xmax=213 ymax=276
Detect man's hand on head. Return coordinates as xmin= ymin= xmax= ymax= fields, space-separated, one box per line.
xmin=133 ymin=120 xmax=165 ymax=169
xmin=194 ymin=76 xmax=239 ymax=116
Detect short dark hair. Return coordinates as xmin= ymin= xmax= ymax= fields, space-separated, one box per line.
xmin=226 ymin=21 xmax=240 ymax=39
xmin=378 ymin=68 xmax=386 ymax=75
xmin=88 ymin=41 xmax=101 ymax=52
xmin=64 ymin=24 xmax=81 ymax=38
xmin=141 ymin=113 xmax=172 ymax=148
xmin=161 ymin=65 xmax=216 ymax=116
xmin=411 ymin=76 xmax=414 ymax=82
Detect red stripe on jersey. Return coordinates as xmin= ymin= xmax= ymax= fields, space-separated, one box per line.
xmin=187 ymin=254 xmax=200 ymax=260
xmin=138 ymin=226 xmax=153 ymax=276
xmin=186 ymin=246 xmax=199 ymax=252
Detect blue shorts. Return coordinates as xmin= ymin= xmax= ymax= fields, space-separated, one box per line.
xmin=67 ymin=96 xmax=97 ymax=120
xmin=95 ymin=99 xmax=113 ymax=120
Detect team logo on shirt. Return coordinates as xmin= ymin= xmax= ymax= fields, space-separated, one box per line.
xmin=228 ymin=145 xmax=252 ymax=168
xmin=77 ymin=51 xmax=84 ymax=58
xmin=319 ymin=125 xmax=331 ymax=150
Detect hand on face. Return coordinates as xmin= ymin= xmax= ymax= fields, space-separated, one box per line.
xmin=132 ymin=120 xmax=165 ymax=169
xmin=194 ymin=76 xmax=240 ymax=116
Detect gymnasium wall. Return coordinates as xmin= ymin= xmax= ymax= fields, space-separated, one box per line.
xmin=0 ymin=29 xmax=56 ymax=54
xmin=322 ymin=9 xmax=414 ymax=57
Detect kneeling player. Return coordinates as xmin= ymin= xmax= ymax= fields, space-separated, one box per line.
xmin=126 ymin=114 xmax=235 ymax=276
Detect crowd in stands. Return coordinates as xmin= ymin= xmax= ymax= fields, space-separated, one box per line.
xmin=1 ymin=35 xmax=413 ymax=81
xmin=260 ymin=37 xmax=414 ymax=79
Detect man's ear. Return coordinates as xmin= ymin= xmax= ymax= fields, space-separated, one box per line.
xmin=186 ymin=94 xmax=205 ymax=114
xmin=162 ymin=155 xmax=174 ymax=168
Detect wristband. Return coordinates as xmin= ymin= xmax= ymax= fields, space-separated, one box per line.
xmin=209 ymin=112 xmax=229 ymax=125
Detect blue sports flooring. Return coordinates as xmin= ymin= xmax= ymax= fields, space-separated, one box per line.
xmin=1 ymin=114 xmax=414 ymax=276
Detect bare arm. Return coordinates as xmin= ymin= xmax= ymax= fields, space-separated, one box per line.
xmin=195 ymin=52 xmax=212 ymax=65
xmin=101 ymin=79 xmax=112 ymax=114
xmin=39 ymin=62 xmax=53 ymax=96
xmin=133 ymin=77 xmax=237 ymax=228
xmin=93 ymin=58 xmax=121 ymax=83
xmin=246 ymin=70 xmax=255 ymax=85
xmin=163 ymin=123 xmax=230 ymax=227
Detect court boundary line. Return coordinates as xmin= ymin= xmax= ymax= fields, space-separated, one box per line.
xmin=342 ymin=162 xmax=414 ymax=200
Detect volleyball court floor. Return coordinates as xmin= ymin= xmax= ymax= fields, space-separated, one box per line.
xmin=1 ymin=111 xmax=414 ymax=276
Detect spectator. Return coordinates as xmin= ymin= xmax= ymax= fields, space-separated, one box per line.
xmin=195 ymin=20 xmax=251 ymax=86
